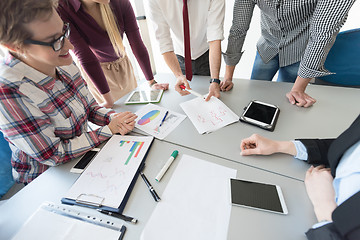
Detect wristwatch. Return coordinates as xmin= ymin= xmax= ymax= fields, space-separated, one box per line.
xmin=209 ymin=78 xmax=221 ymax=84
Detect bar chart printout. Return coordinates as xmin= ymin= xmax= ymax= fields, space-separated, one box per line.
xmin=120 ymin=140 xmax=145 ymax=165
xmin=64 ymin=135 xmax=154 ymax=209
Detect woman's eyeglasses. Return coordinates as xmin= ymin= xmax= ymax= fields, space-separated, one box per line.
xmin=23 ymin=23 xmax=70 ymax=52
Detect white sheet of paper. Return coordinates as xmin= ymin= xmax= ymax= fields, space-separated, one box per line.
xmin=180 ymin=96 xmax=239 ymax=134
xmin=135 ymin=104 xmax=186 ymax=139
xmin=141 ymin=155 xmax=237 ymax=240
xmin=13 ymin=203 xmax=121 ymax=240
xmin=65 ymin=135 xmax=153 ymax=209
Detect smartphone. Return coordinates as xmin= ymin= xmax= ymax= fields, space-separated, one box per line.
xmin=240 ymin=100 xmax=280 ymax=131
xmin=230 ymin=178 xmax=288 ymax=215
xmin=70 ymin=148 xmax=100 ymax=174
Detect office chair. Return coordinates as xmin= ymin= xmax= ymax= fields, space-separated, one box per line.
xmin=315 ymin=28 xmax=360 ymax=87
xmin=0 ymin=131 xmax=14 ymax=199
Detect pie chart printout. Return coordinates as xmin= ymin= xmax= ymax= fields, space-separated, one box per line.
xmin=138 ymin=110 xmax=160 ymax=125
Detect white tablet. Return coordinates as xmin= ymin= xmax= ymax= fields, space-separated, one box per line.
xmin=124 ymin=89 xmax=164 ymax=105
xmin=230 ymin=178 xmax=288 ymax=215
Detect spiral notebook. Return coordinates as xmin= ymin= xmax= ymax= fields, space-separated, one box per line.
xmin=12 ymin=202 xmax=126 ymax=240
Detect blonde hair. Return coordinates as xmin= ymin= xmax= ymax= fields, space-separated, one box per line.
xmin=99 ymin=4 xmax=125 ymax=57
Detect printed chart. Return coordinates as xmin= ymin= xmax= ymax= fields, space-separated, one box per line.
xmin=135 ymin=104 xmax=186 ymax=139
xmin=64 ymin=135 xmax=153 ymax=209
xmin=180 ymin=96 xmax=239 ymax=134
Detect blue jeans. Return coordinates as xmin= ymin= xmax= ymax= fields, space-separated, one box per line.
xmin=250 ymin=52 xmax=300 ymax=83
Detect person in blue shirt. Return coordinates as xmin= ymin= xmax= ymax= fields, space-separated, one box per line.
xmin=240 ymin=114 xmax=360 ymax=240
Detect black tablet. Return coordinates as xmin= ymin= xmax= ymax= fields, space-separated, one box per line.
xmin=240 ymin=100 xmax=280 ymax=131
xmin=230 ymin=178 xmax=288 ymax=215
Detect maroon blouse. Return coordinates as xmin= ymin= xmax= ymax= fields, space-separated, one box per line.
xmin=57 ymin=0 xmax=154 ymax=94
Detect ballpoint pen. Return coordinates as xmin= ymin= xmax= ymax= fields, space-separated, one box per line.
xmin=97 ymin=209 xmax=138 ymax=224
xmin=159 ymin=111 xmax=169 ymax=127
xmin=140 ymin=171 xmax=161 ymax=202
xmin=179 ymin=85 xmax=204 ymax=98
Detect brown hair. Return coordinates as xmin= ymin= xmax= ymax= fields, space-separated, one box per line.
xmin=0 ymin=0 xmax=58 ymax=47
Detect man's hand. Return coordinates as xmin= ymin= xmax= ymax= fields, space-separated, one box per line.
xmin=220 ymin=79 xmax=234 ymax=91
xmin=286 ymin=76 xmax=316 ymax=107
xmin=175 ymin=75 xmax=191 ymax=96
xmin=205 ymin=82 xmax=221 ymax=101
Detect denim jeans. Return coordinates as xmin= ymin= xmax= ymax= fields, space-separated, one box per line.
xmin=250 ymin=51 xmax=300 ymax=83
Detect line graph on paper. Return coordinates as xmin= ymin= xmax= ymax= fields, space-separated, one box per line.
xmin=64 ymin=135 xmax=153 ymax=209
xmin=180 ymin=96 xmax=239 ymax=134
xmin=196 ymin=107 xmax=228 ymax=126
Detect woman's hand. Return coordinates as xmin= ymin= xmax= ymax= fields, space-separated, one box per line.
xmin=108 ymin=111 xmax=137 ymax=135
xmin=149 ymin=79 xmax=169 ymax=91
xmin=305 ymin=165 xmax=337 ymax=222
xmin=240 ymin=134 xmax=296 ymax=156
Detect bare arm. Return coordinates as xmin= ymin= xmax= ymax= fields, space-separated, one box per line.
xmin=162 ymin=51 xmax=190 ymax=96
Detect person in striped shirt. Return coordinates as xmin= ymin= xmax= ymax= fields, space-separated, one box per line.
xmin=223 ymin=0 xmax=355 ymax=108
xmin=0 ymin=0 xmax=137 ymax=184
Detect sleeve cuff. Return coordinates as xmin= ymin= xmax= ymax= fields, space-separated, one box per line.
xmin=312 ymin=221 xmax=332 ymax=229
xmin=223 ymin=51 xmax=244 ymax=66
xmin=100 ymin=125 xmax=113 ymax=137
xmin=292 ymin=140 xmax=308 ymax=161
xmin=298 ymin=63 xmax=335 ymax=79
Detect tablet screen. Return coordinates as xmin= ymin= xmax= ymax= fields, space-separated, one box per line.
xmin=125 ymin=90 xmax=163 ymax=104
xmin=230 ymin=179 xmax=287 ymax=214
xmin=244 ymin=102 xmax=277 ymax=124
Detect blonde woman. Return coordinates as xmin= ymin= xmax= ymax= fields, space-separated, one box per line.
xmin=58 ymin=0 xmax=168 ymax=108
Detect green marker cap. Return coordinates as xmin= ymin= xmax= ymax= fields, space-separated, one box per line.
xmin=171 ymin=150 xmax=179 ymax=158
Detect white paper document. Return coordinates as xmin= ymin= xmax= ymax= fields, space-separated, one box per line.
xmin=180 ymin=96 xmax=239 ymax=134
xmin=135 ymin=104 xmax=186 ymax=139
xmin=141 ymin=155 xmax=237 ymax=240
xmin=12 ymin=202 xmax=123 ymax=240
xmin=64 ymin=135 xmax=153 ymax=209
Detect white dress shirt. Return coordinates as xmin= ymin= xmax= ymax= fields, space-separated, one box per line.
xmin=146 ymin=0 xmax=225 ymax=59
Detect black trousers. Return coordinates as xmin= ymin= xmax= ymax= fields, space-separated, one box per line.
xmin=176 ymin=50 xmax=210 ymax=76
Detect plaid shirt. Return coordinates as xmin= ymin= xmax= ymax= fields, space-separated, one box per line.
xmin=224 ymin=0 xmax=355 ymax=79
xmin=0 ymin=53 xmax=115 ymax=183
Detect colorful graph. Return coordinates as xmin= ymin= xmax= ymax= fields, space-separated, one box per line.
xmin=138 ymin=110 xmax=160 ymax=125
xmin=119 ymin=140 xmax=145 ymax=165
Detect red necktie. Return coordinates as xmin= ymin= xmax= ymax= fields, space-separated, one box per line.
xmin=183 ymin=0 xmax=192 ymax=81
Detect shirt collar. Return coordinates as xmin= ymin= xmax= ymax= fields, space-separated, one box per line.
xmin=4 ymin=52 xmax=56 ymax=91
xmin=67 ymin=0 xmax=81 ymax=12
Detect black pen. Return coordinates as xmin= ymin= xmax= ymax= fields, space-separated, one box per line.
xmin=97 ymin=209 xmax=138 ymax=224
xmin=118 ymin=225 xmax=126 ymax=240
xmin=140 ymin=171 xmax=161 ymax=202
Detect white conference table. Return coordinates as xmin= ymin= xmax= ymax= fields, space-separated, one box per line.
xmin=0 ymin=139 xmax=316 ymax=240
xmin=114 ymin=73 xmax=360 ymax=181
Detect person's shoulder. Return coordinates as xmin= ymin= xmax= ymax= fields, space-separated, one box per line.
xmin=58 ymin=62 xmax=81 ymax=79
xmin=0 ymin=55 xmax=25 ymax=87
